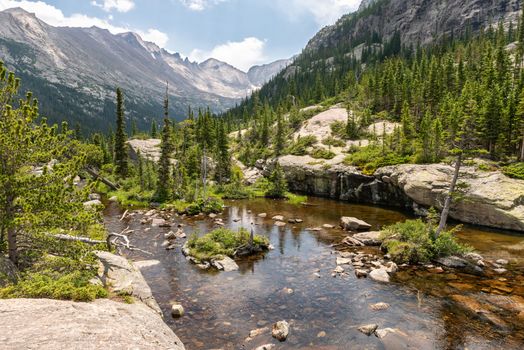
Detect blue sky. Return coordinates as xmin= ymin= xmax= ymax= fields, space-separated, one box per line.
xmin=0 ymin=0 xmax=362 ymax=71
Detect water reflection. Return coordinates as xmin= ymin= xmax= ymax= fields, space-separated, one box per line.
xmin=104 ymin=197 xmax=524 ymax=350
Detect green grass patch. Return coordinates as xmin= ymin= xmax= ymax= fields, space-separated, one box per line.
xmin=380 ymin=219 xmax=471 ymax=264
xmin=187 ymin=228 xmax=269 ymax=261
xmin=285 ymin=192 xmax=307 ymax=205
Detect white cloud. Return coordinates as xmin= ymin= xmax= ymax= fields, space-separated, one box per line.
xmin=189 ymin=37 xmax=267 ymax=72
xmin=178 ymin=0 xmax=226 ymax=11
xmin=0 ymin=0 xmax=168 ymax=47
xmin=276 ymin=0 xmax=361 ymax=26
xmin=91 ymin=0 xmax=135 ymax=13
xmin=137 ymin=29 xmax=169 ymax=48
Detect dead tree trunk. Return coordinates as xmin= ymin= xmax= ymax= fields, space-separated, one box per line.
xmin=435 ymin=153 xmax=463 ymax=238
xmin=85 ymin=167 xmax=119 ymax=191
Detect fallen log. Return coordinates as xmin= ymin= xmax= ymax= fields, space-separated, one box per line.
xmin=85 ymin=167 xmax=119 ymax=191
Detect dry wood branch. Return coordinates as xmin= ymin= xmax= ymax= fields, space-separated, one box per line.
xmin=85 ymin=167 xmax=119 ymax=190
xmin=120 ymin=210 xmax=129 ymax=221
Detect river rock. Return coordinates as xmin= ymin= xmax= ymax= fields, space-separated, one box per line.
xmin=340 ymin=217 xmax=372 ymax=231
xmin=385 ymin=261 xmax=398 ymax=273
xmin=370 ymin=302 xmax=390 ymax=311
xmin=333 ymin=266 xmax=345 ymax=274
xmin=355 ymin=269 xmax=368 ymax=278
xmin=253 ymin=345 xmax=275 ymax=350
xmin=275 ymin=221 xmax=287 ymax=227
xmin=369 ymin=268 xmax=390 ymax=283
xmin=151 ymin=218 xmax=166 ymax=227
xmin=247 ymin=327 xmax=269 ymax=340
xmin=358 ymin=324 xmax=378 ymax=336
xmin=272 ymin=320 xmax=290 ymax=341
xmin=258 ymin=213 xmax=267 ymax=218
xmin=171 ymin=304 xmax=185 ymax=318
xmin=336 ymin=257 xmax=352 ymax=265
xmin=323 ymin=224 xmax=336 ymax=229
xmin=272 ymin=215 xmax=285 ymax=221
xmin=352 ymin=231 xmax=382 ymax=245
xmin=0 ymin=298 xmax=186 ymax=350
xmin=212 ymin=256 xmax=239 ymax=272
xmin=436 ymin=256 xmax=483 ymax=276
xmin=496 ymin=259 xmax=509 ymax=265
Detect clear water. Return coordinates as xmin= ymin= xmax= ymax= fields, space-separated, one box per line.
xmin=104 ymin=197 xmax=524 ymax=350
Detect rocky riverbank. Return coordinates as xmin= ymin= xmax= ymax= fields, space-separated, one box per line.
xmin=247 ymin=156 xmax=524 ymax=232
xmin=0 ymin=251 xmax=186 ymax=350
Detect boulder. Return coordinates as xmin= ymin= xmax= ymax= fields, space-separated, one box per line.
xmin=0 ymin=299 xmax=185 ymax=350
xmin=212 ymin=256 xmax=239 ymax=272
xmin=272 ymin=320 xmax=290 ymax=341
xmin=436 ymin=256 xmax=483 ymax=276
xmin=352 ymin=231 xmax=382 ymax=245
xmin=340 ymin=217 xmax=372 ymax=231
xmin=94 ymin=251 xmax=161 ymax=315
xmin=369 ymin=268 xmax=390 ymax=283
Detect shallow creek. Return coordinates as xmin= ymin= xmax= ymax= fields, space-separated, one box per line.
xmin=104 ymin=197 xmax=524 ymax=350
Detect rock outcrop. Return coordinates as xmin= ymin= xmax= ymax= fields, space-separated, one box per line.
xmin=0 ymin=257 xmax=18 ymax=287
xmin=0 ymin=298 xmax=185 ymax=350
xmin=94 ymin=251 xmax=162 ymax=314
xmin=276 ymin=156 xmax=524 ymax=232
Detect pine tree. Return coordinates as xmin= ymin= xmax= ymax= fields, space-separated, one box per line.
xmin=265 ymin=163 xmax=288 ymax=198
xmin=215 ymin=120 xmax=231 ymax=184
xmin=114 ymin=87 xmax=128 ymax=177
xmin=151 ymin=120 xmax=158 ymax=138
xmin=156 ymin=85 xmax=173 ymax=202
xmin=274 ymin=110 xmax=285 ymax=156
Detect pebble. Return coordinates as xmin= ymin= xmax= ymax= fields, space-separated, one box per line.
xmin=358 ymin=324 xmax=378 ymax=336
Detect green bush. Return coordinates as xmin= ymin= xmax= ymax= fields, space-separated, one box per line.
xmin=344 ymin=145 xmax=410 ymax=175
xmin=287 ymin=135 xmax=318 ymax=156
xmin=330 ymin=121 xmax=347 ymax=139
xmin=187 ymin=228 xmax=269 ymax=261
xmin=380 ymin=219 xmax=470 ymax=264
xmin=310 ymin=148 xmax=336 ymax=160
xmin=322 ymin=137 xmax=346 ymax=147
xmin=503 ymin=162 xmax=524 ymax=180
xmin=265 ymin=164 xmax=288 ymax=198
xmin=185 ymin=197 xmax=224 ymax=215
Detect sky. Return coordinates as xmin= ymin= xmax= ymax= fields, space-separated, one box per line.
xmin=0 ymin=0 xmax=362 ymax=71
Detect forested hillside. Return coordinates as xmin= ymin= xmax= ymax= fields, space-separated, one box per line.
xmin=221 ymin=0 xmax=524 ymax=170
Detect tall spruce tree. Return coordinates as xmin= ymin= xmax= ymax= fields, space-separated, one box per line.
xmin=156 ymin=84 xmax=174 ymax=202
xmin=114 ymin=87 xmax=128 ymax=177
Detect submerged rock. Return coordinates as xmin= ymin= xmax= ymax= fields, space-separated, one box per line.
xmin=436 ymin=256 xmax=483 ymax=276
xmin=358 ymin=324 xmax=378 ymax=336
xmin=352 ymin=231 xmax=382 ymax=245
xmin=340 ymin=217 xmax=372 ymax=231
xmin=369 ymin=268 xmax=390 ymax=283
xmin=369 ymin=302 xmax=390 ymax=311
xmin=272 ymin=320 xmax=290 ymax=341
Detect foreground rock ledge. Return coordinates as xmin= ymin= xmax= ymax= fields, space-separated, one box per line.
xmin=0 ymin=298 xmax=186 ymax=350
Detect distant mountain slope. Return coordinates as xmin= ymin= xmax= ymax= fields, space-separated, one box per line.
xmin=0 ymin=7 xmax=290 ymax=133
xmin=229 ymin=0 xmax=521 ymax=117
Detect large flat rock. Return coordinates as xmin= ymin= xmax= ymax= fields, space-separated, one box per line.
xmin=0 ymin=298 xmax=185 ymax=350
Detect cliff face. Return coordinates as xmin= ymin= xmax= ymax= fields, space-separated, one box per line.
xmin=274 ymin=155 xmax=524 ymax=232
xmin=307 ymin=0 xmax=521 ymax=52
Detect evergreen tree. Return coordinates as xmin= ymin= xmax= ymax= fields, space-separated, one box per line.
xmin=265 ymin=163 xmax=288 ymax=198
xmin=274 ymin=110 xmax=285 ymax=156
xmin=215 ymin=120 xmax=231 ymax=184
xmin=156 ymin=85 xmax=174 ymax=202
xmin=114 ymin=87 xmax=128 ymax=177
xmin=151 ymin=120 xmax=158 ymax=138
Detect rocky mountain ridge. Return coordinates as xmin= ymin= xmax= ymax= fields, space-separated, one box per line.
xmin=0 ymin=7 xmax=291 ymax=132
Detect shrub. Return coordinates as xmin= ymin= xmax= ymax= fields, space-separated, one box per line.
xmin=503 ymin=162 xmax=524 ymax=180
xmin=330 ymin=121 xmax=347 ymax=139
xmin=380 ymin=219 xmax=470 ymax=264
xmin=322 ymin=137 xmax=346 ymax=148
xmin=344 ymin=145 xmax=410 ymax=175
xmin=187 ymin=228 xmax=269 ymax=261
xmin=310 ymin=148 xmax=336 ymax=160
xmin=287 ymin=135 xmax=318 ymax=156
xmin=0 ymin=270 xmax=107 ymax=302
xmin=185 ymin=197 xmax=224 ymax=215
